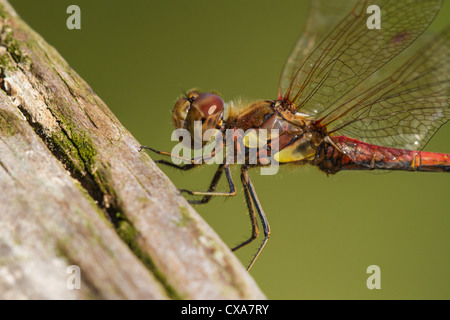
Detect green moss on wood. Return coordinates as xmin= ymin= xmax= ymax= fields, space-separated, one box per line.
xmin=45 ymin=106 xmax=98 ymax=179
xmin=0 ymin=50 xmax=15 ymax=72
xmin=0 ymin=109 xmax=18 ymax=137
xmin=49 ymin=129 xmax=86 ymax=176
xmin=174 ymin=205 xmax=193 ymax=227
xmin=0 ymin=3 xmax=6 ymax=19
xmin=1 ymin=30 xmax=32 ymax=68
xmin=115 ymin=212 xmax=182 ymax=299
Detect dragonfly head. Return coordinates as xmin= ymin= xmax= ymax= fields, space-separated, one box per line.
xmin=173 ymin=89 xmax=224 ymax=147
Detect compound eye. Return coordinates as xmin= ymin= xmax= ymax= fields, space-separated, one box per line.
xmin=172 ymin=98 xmax=192 ymax=129
xmin=192 ymin=93 xmax=224 ymax=117
xmin=172 ymin=89 xmax=202 ymax=129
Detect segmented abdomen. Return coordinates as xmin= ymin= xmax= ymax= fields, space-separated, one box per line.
xmin=317 ymin=136 xmax=450 ymax=174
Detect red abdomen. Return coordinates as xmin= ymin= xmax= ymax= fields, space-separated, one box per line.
xmin=320 ymin=136 xmax=450 ymax=173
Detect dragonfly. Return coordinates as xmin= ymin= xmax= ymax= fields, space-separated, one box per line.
xmin=141 ymin=0 xmax=450 ymax=271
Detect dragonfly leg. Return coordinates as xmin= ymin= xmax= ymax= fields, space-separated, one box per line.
xmin=231 ymin=166 xmax=259 ymax=252
xmin=180 ymin=164 xmax=224 ymax=204
xmin=139 ymin=145 xmax=218 ymax=165
xmin=154 ymin=160 xmax=198 ymax=171
xmin=240 ymin=165 xmax=270 ymax=271
xmin=180 ymin=164 xmax=236 ymax=204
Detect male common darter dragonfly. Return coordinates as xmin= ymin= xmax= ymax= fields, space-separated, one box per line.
xmin=141 ymin=0 xmax=450 ymax=270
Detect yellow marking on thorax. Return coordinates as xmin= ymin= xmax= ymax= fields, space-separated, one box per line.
xmin=273 ymin=137 xmax=316 ymax=163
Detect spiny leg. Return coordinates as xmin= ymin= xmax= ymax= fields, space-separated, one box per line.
xmin=140 ymin=145 xmax=233 ymax=203
xmin=139 ymin=145 xmax=196 ymax=163
xmin=241 ymin=165 xmax=270 ymax=271
xmin=139 ymin=145 xmax=219 ymax=165
xmin=180 ymin=164 xmax=236 ymax=203
xmin=154 ymin=160 xmax=198 ymax=171
xmin=142 ymin=145 xmax=268 ymax=268
xmin=231 ymin=165 xmax=259 ymax=252
xmin=180 ymin=164 xmax=225 ymax=204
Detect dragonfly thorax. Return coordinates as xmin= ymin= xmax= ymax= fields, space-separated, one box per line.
xmin=223 ymin=99 xmax=328 ymax=165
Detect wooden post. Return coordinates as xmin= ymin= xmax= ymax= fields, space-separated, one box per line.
xmin=0 ymin=0 xmax=265 ymax=299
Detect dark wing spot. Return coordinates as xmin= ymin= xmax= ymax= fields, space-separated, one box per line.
xmin=390 ymin=31 xmax=410 ymax=46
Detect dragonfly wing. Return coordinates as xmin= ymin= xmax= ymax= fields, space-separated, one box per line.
xmin=325 ymin=26 xmax=449 ymax=151
xmin=278 ymin=0 xmax=355 ymax=99
xmin=281 ymin=0 xmax=443 ymax=119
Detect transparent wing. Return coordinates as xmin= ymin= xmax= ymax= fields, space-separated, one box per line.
xmin=279 ymin=0 xmax=355 ymax=98
xmin=324 ymin=26 xmax=450 ymax=151
xmin=280 ymin=0 xmax=443 ymax=119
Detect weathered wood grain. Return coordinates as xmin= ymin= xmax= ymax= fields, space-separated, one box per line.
xmin=0 ymin=0 xmax=265 ymax=299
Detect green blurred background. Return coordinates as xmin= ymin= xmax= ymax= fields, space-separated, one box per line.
xmin=8 ymin=0 xmax=450 ymax=299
